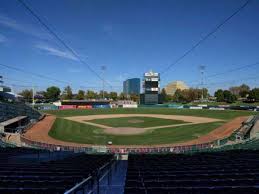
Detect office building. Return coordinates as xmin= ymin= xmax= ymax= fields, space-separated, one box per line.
xmin=123 ymin=78 xmax=141 ymax=97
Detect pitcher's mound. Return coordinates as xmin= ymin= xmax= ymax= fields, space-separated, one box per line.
xmin=127 ymin=119 xmax=144 ymax=124
xmin=104 ymin=127 xmax=147 ymax=135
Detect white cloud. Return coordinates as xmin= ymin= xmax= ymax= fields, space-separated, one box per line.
xmin=35 ymin=43 xmax=78 ymax=61
xmin=0 ymin=33 xmax=7 ymax=43
xmin=0 ymin=14 xmax=49 ymax=39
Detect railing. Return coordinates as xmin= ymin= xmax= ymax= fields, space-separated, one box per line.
xmin=20 ymin=135 xmax=216 ymax=154
xmin=64 ymin=176 xmax=94 ymax=194
xmin=64 ymin=159 xmax=115 ymax=194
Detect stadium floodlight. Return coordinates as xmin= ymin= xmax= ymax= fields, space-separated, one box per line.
xmin=101 ymin=66 xmax=106 ymax=99
xmin=199 ymin=65 xmax=206 ymax=100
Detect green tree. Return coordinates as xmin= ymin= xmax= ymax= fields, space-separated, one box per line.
xmin=98 ymin=90 xmax=109 ymax=99
xmin=62 ymin=86 xmax=73 ymax=100
xmin=119 ymin=93 xmax=127 ymax=100
xmin=214 ymin=89 xmax=224 ymax=102
xmin=248 ymin=88 xmax=259 ymax=101
xmin=160 ymin=88 xmax=169 ymax=103
xmin=76 ymin=90 xmax=85 ymax=100
xmin=45 ymin=86 xmax=61 ymax=102
xmin=239 ymin=84 xmax=250 ymax=98
xmin=109 ymin=92 xmax=118 ymax=101
xmin=85 ymin=90 xmax=97 ymax=99
xmin=19 ymin=89 xmax=33 ymax=102
xmin=172 ymin=89 xmax=183 ymax=102
xmin=223 ymin=90 xmax=237 ymax=103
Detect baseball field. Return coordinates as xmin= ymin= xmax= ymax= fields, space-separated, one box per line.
xmin=24 ymin=108 xmax=258 ymax=146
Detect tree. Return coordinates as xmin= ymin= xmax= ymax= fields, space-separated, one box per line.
xmin=45 ymin=86 xmax=61 ymax=102
xmin=248 ymin=88 xmax=259 ymax=101
xmin=118 ymin=93 xmax=127 ymax=100
xmin=19 ymin=89 xmax=33 ymax=102
xmin=130 ymin=94 xmax=140 ymax=102
xmin=76 ymin=90 xmax=85 ymax=100
xmin=229 ymin=84 xmax=250 ymax=98
xmin=239 ymin=84 xmax=250 ymax=98
xmin=109 ymin=92 xmax=118 ymax=101
xmin=98 ymin=90 xmax=109 ymax=99
xmin=229 ymin=86 xmax=240 ymax=96
xmin=160 ymin=88 xmax=169 ymax=103
xmin=172 ymin=89 xmax=182 ymax=102
xmin=85 ymin=90 xmax=97 ymax=99
xmin=214 ymin=89 xmax=224 ymax=102
xmin=223 ymin=90 xmax=237 ymax=103
xmin=62 ymin=86 xmax=73 ymax=100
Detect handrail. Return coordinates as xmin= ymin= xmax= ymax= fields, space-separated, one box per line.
xmin=64 ymin=175 xmax=92 ymax=194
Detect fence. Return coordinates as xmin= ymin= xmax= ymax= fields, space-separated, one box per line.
xmin=21 ymin=135 xmax=217 ymax=154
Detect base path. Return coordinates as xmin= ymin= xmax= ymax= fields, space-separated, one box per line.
xmin=23 ymin=115 xmax=89 ymax=147
xmin=22 ymin=114 xmax=247 ymax=148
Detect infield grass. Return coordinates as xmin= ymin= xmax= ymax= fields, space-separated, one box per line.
xmin=87 ymin=116 xmax=187 ymax=128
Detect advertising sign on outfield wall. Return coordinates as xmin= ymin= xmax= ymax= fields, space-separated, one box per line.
xmin=190 ymin=106 xmax=203 ymax=109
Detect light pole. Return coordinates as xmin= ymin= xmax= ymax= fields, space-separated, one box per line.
xmin=199 ymin=65 xmax=205 ymax=100
xmin=101 ymin=66 xmax=106 ymax=99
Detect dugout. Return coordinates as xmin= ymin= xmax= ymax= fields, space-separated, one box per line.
xmin=0 ymin=116 xmax=28 ymax=133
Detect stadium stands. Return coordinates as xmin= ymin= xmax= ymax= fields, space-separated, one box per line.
xmin=0 ymin=101 xmax=41 ymax=134
xmin=0 ymin=101 xmax=41 ymax=123
xmin=234 ymin=115 xmax=259 ymax=140
xmin=125 ymin=150 xmax=259 ymax=194
xmin=0 ymin=147 xmax=113 ymax=194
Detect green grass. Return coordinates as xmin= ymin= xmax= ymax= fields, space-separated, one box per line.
xmin=88 ymin=116 xmax=186 ymax=128
xmin=188 ymin=101 xmax=259 ymax=106
xmin=43 ymin=108 xmax=258 ymax=120
xmin=48 ymin=118 xmax=223 ymax=145
xmin=45 ymin=108 xmax=259 ymax=145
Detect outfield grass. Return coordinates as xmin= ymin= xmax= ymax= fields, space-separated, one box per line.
xmin=88 ymin=116 xmax=186 ymax=128
xmin=43 ymin=108 xmax=258 ymax=120
xmin=49 ymin=118 xmax=223 ymax=145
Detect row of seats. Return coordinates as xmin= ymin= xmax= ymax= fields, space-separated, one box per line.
xmin=0 ymin=147 xmax=113 ymax=194
xmin=125 ymin=150 xmax=259 ymax=194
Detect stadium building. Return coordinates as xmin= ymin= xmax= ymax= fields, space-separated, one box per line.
xmin=0 ymin=76 xmax=16 ymax=101
xmin=123 ymin=78 xmax=140 ymax=97
xmin=140 ymin=70 xmax=160 ymax=104
xmin=164 ymin=80 xmax=189 ymax=95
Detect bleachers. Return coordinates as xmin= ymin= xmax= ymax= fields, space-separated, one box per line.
xmin=0 ymin=101 xmax=41 ymax=123
xmin=125 ymin=150 xmax=259 ymax=194
xmin=0 ymin=147 xmax=113 ymax=194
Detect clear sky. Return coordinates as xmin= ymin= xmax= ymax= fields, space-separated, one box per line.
xmin=0 ymin=0 xmax=259 ymax=94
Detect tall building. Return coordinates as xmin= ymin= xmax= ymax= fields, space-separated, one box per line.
xmin=141 ymin=70 xmax=160 ymax=104
xmin=123 ymin=78 xmax=140 ymax=97
xmin=164 ymin=81 xmax=189 ymax=96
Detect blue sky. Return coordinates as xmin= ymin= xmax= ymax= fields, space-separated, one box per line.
xmin=0 ymin=0 xmax=259 ymax=94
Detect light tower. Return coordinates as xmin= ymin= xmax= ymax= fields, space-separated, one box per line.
xmin=101 ymin=65 xmax=106 ymax=99
xmin=199 ymin=65 xmax=206 ymax=100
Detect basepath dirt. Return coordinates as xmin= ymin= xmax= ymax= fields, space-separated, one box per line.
xmin=22 ymin=114 xmax=248 ymax=148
